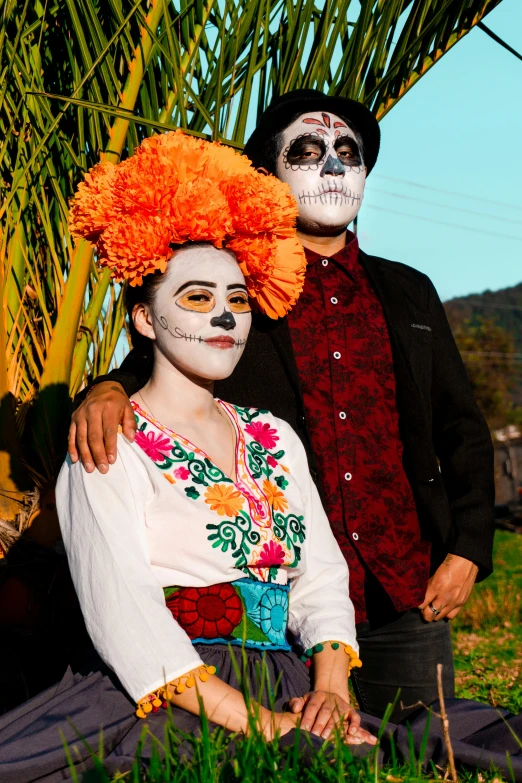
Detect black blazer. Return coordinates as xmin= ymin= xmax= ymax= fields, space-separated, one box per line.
xmin=91 ymin=250 xmax=495 ymax=578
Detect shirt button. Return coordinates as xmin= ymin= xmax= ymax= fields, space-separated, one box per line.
xmin=321 ymin=259 xmax=329 ymax=267
xmin=352 ymin=532 xmax=359 ymax=541
xmin=330 ymin=297 xmax=338 ymax=305
xmin=333 ymin=351 xmax=341 ymax=360
xmin=339 ymin=411 xmax=346 ymax=420
xmin=344 ymin=472 xmax=352 ymax=481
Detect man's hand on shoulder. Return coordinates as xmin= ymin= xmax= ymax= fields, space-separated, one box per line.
xmin=419 ymin=553 xmax=478 ymax=623
xmin=68 ymin=382 xmax=136 ymax=473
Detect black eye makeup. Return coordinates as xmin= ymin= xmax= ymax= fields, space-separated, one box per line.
xmin=285 ymin=134 xmax=327 ymax=168
xmin=334 ymin=135 xmax=363 ymax=166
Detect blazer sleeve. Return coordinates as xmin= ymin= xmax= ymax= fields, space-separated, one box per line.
xmin=73 ymin=346 xmax=153 ymax=409
xmin=55 ymin=436 xmax=204 ymax=702
xmin=428 ymin=278 xmax=495 ymax=577
xmin=277 ymin=420 xmax=358 ymax=654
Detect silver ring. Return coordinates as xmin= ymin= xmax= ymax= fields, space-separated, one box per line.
xmin=429 ymin=602 xmax=441 ymax=616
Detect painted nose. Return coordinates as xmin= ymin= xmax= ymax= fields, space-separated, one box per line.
xmin=210 ymin=309 xmax=236 ymax=331
xmin=320 ymin=154 xmax=344 ymax=177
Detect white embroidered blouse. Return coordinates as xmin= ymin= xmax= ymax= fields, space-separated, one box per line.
xmin=56 ymin=401 xmax=357 ymax=703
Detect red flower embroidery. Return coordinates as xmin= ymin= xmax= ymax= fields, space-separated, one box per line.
xmin=245 ymin=422 xmax=279 ymax=450
xmin=256 ymin=540 xmax=286 ymax=568
xmin=174 ymin=466 xmax=190 ymax=480
xmin=135 ymin=429 xmax=171 ymax=461
xmin=267 ymin=455 xmax=278 ymax=468
xmin=168 ymin=584 xmax=243 ymax=639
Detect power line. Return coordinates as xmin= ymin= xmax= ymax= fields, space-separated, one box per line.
xmin=373 ymin=174 xmax=522 ymax=212
xmin=365 ymin=204 xmax=522 ymax=241
xmin=478 ymin=22 xmax=522 ymax=64
xmin=367 ymin=187 xmax=522 ymax=227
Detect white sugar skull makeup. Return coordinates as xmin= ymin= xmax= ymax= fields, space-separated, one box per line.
xmin=133 ymin=245 xmax=251 ymax=381
xmin=276 ymin=111 xmax=366 ymax=234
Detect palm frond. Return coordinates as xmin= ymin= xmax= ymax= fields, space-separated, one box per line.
xmin=0 ymin=0 xmax=503 ymax=497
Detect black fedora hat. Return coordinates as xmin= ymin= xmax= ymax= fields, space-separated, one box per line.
xmin=243 ymin=88 xmax=380 ymax=174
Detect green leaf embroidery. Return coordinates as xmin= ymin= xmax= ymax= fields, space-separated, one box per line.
xmin=185 ymin=486 xmax=200 ymax=500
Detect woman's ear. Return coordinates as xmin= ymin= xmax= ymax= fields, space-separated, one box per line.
xmin=132 ymin=303 xmax=156 ymax=341
xmin=256 ymin=166 xmax=270 ymax=176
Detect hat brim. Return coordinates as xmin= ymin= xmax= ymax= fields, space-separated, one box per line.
xmin=243 ymin=93 xmax=380 ymax=174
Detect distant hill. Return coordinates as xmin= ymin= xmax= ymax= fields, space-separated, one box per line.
xmin=444 ymin=281 xmax=522 ymax=406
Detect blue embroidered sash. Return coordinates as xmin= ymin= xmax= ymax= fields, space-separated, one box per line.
xmin=164 ymin=579 xmax=291 ymax=651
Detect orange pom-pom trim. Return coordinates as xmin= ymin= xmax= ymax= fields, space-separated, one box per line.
xmin=69 ymin=130 xmax=306 ymax=318
xmin=135 ymin=664 xmax=217 ymax=718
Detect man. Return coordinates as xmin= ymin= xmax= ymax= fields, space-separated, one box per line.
xmin=69 ymin=90 xmax=494 ymax=720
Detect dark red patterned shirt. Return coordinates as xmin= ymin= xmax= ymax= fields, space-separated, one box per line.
xmin=287 ymin=234 xmax=431 ymax=623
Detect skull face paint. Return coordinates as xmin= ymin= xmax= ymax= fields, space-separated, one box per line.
xmin=276 ymin=111 xmax=366 ymax=234
xmin=135 ymin=245 xmax=251 ymax=381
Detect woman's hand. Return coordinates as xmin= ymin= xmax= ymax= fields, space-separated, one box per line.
xmin=68 ymin=382 xmax=136 ymax=473
xmin=288 ymin=691 xmax=377 ymax=745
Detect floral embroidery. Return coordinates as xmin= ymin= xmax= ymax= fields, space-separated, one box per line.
xmin=164 ymin=579 xmax=292 ymax=650
xmin=259 ymin=587 xmax=289 ymax=645
xmin=134 ymin=430 xmax=171 ymax=461
xmin=256 ymin=540 xmax=286 ymax=568
xmin=131 ymin=401 xmax=306 ymax=583
xmin=262 ymin=479 xmax=288 ymax=512
xmin=204 ymin=484 xmax=245 ymax=517
xmin=245 ymin=421 xmax=280 ymax=450
xmin=168 ymin=584 xmax=244 ymax=639
xmin=206 ymin=512 xmax=261 ymax=573
xmin=272 ymin=513 xmax=306 ymax=568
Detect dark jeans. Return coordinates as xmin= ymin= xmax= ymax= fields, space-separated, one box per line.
xmin=351 ymin=607 xmax=455 ymax=723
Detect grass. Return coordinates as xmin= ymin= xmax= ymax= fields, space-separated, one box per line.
xmin=453 ymin=530 xmax=522 ymax=713
xmin=71 ymin=530 xmax=521 ymax=782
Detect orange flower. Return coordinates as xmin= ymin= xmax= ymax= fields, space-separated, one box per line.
xmin=97 ymin=214 xmax=171 ymax=285
xmin=262 ymin=479 xmax=288 ymax=513
xmin=169 ymin=179 xmax=232 ymax=244
xmin=69 ymin=130 xmax=307 ymax=319
xmin=204 ymin=484 xmax=245 ymax=517
xmin=69 ymin=162 xmax=117 ymax=240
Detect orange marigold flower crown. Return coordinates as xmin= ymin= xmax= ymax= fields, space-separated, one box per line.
xmin=69 ymin=130 xmax=307 ymax=319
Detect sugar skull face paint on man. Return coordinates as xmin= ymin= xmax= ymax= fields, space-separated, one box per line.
xmin=275 ymin=111 xmax=366 ymax=234
xmin=134 ymin=244 xmax=252 ymax=381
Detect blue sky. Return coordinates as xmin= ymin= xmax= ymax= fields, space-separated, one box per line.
xmin=358 ymin=0 xmax=522 ymax=302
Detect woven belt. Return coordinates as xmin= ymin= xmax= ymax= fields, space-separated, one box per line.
xmin=164 ymin=579 xmax=291 ymax=651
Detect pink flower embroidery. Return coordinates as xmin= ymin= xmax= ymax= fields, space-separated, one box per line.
xmin=245 ymin=422 xmax=279 ymax=450
xmin=267 ymin=455 xmax=278 ymax=468
xmin=135 ymin=430 xmax=171 ymax=462
xmin=256 ymin=540 xmax=286 ymax=568
xmin=174 ymin=466 xmax=190 ymax=480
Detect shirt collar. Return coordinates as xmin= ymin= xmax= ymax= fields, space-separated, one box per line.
xmin=303 ymin=231 xmax=359 ymax=270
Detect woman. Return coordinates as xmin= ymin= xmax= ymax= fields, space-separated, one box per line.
xmin=0 ymin=132 xmax=377 ymax=782
xmin=0 ymin=132 xmax=520 ymax=783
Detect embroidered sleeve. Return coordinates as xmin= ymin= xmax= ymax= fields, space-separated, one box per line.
xmin=56 ymin=436 xmax=205 ymax=703
xmin=299 ymin=641 xmax=362 ymax=672
xmin=136 ymin=664 xmax=217 ymax=718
